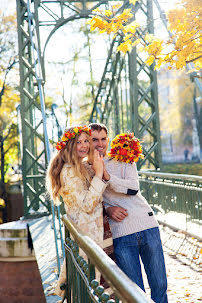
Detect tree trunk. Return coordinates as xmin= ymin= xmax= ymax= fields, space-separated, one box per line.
xmin=87 ymin=32 xmax=96 ymax=101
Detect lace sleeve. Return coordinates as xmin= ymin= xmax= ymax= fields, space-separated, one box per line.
xmin=60 ymin=166 xmax=107 ymax=214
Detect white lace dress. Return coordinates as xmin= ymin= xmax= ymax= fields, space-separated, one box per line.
xmin=55 ymin=163 xmax=107 ymax=297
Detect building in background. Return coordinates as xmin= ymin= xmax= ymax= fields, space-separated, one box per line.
xmin=158 ymin=68 xmax=201 ymax=163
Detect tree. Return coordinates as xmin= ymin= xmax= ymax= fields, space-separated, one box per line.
xmin=0 ymin=80 xmax=19 ymax=222
xmin=0 ymin=11 xmax=19 ymax=222
xmin=0 ymin=11 xmax=17 ymax=93
xmin=88 ymin=0 xmax=202 ymax=72
xmin=47 ymin=21 xmax=99 ymax=127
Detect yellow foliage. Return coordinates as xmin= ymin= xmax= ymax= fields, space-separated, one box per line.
xmin=104 ymin=10 xmax=113 ymax=17
xmin=117 ymin=40 xmax=132 ymax=54
xmin=145 ymin=56 xmax=155 ymax=66
xmin=112 ymin=4 xmax=122 ymax=10
xmin=0 ymin=198 xmax=5 ymax=208
xmin=129 ymin=0 xmax=138 ymax=5
xmin=88 ymin=0 xmax=202 ymax=71
xmin=132 ymin=38 xmax=141 ymax=47
xmin=123 ymin=20 xmax=140 ymax=34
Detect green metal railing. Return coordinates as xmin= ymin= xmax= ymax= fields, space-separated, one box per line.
xmin=62 ymin=215 xmax=150 ymax=303
xmin=139 ymin=171 xmax=202 ymax=240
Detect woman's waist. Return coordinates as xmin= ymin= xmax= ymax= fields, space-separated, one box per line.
xmin=64 ymin=205 xmax=103 ymax=221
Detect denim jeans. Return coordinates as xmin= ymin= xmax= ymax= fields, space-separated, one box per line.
xmin=113 ymin=227 xmax=168 ymax=303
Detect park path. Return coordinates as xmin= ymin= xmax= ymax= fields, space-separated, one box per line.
xmin=165 ymin=249 xmax=201 ymax=302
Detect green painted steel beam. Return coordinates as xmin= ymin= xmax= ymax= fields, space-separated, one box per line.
xmin=16 ymin=0 xmax=49 ymax=216
xmin=89 ymin=0 xmax=162 ymax=169
xmin=16 ymin=0 xmax=164 ymax=216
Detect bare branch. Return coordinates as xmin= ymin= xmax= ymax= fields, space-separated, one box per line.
xmin=186 ymin=55 xmax=202 ymax=64
xmin=0 ymin=58 xmax=17 ymax=106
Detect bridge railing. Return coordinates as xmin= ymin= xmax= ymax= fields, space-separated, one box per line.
xmin=62 ymin=215 xmax=150 ymax=303
xmin=139 ymin=171 xmax=202 ymax=240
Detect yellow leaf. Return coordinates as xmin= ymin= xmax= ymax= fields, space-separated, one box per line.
xmin=129 ymin=0 xmax=138 ymax=5
xmin=124 ymin=33 xmax=133 ymax=41
xmin=92 ymin=8 xmax=100 ymax=13
xmin=105 ymin=10 xmax=113 ymax=17
xmin=112 ymin=4 xmax=122 ymax=10
xmin=0 ymin=198 xmax=5 ymax=208
xmin=146 ymin=55 xmax=155 ymax=66
xmin=123 ymin=20 xmax=140 ymax=33
xmin=117 ymin=41 xmax=132 ymax=54
xmin=145 ymin=33 xmax=155 ymax=43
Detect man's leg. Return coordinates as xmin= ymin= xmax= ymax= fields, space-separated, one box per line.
xmin=140 ymin=227 xmax=168 ymax=303
xmin=113 ymin=233 xmax=145 ymax=291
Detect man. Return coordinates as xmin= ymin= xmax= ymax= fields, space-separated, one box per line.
xmin=89 ymin=122 xmax=168 ymax=303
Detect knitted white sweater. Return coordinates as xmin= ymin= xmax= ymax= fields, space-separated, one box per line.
xmin=103 ymin=157 xmax=158 ymax=239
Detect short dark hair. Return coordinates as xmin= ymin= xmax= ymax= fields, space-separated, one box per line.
xmin=89 ymin=123 xmax=108 ymax=135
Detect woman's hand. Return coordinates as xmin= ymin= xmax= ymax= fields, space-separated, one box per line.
xmin=103 ymin=165 xmax=110 ymax=181
xmin=93 ymin=150 xmax=104 ymax=179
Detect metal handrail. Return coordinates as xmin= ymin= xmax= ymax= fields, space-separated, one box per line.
xmin=138 ymin=171 xmax=202 ymax=241
xmin=139 ymin=171 xmax=202 ymax=182
xmin=62 ymin=214 xmax=151 ymax=303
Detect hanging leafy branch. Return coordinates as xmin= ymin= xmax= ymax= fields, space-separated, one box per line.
xmin=88 ymin=0 xmax=202 ymax=72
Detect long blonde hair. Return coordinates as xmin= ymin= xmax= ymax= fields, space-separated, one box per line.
xmin=46 ymin=127 xmax=93 ymax=204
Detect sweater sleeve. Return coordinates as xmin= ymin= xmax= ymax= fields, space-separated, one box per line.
xmin=60 ymin=167 xmax=107 ymax=214
xmin=108 ymin=162 xmax=139 ymax=194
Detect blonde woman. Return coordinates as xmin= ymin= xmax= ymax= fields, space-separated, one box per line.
xmin=46 ymin=126 xmax=107 ymax=297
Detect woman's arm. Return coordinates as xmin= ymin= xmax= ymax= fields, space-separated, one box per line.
xmin=61 ymin=167 xmax=107 ymax=214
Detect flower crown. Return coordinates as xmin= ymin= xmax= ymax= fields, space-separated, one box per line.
xmin=56 ymin=126 xmax=91 ymax=151
xmin=108 ymin=133 xmax=144 ymax=163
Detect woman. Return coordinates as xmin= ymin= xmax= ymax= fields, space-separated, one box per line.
xmin=46 ymin=125 xmax=107 ymax=297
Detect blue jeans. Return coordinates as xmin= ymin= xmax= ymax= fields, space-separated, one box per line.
xmin=113 ymin=227 xmax=168 ymax=303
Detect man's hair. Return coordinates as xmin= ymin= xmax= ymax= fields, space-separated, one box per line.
xmin=89 ymin=123 xmax=108 ymax=135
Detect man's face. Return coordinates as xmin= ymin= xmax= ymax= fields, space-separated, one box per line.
xmin=91 ymin=129 xmax=109 ymax=156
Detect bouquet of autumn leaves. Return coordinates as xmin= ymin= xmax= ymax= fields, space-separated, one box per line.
xmin=108 ymin=133 xmax=144 ymax=164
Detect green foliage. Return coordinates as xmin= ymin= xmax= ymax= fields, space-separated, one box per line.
xmin=0 ymin=11 xmax=19 ymax=185
xmin=161 ymin=163 xmax=202 ymax=176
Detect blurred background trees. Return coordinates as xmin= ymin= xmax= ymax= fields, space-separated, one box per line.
xmin=0 ymin=11 xmax=19 ymax=222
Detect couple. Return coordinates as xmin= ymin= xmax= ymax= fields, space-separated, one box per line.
xmin=46 ymin=123 xmax=168 ymax=303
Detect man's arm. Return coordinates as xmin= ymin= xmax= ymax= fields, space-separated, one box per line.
xmin=104 ymin=162 xmax=139 ymax=195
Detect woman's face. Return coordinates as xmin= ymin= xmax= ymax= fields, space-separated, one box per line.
xmin=76 ymin=132 xmax=90 ymax=159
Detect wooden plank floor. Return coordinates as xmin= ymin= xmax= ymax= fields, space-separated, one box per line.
xmin=28 ymin=216 xmax=63 ymax=303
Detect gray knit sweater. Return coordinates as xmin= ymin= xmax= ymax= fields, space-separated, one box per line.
xmin=103 ymin=157 xmax=158 ymax=239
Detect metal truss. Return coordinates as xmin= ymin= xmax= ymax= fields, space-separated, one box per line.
xmin=90 ymin=0 xmax=162 ymax=169
xmin=16 ymin=0 xmax=168 ymax=216
xmin=16 ymin=0 xmax=118 ymax=217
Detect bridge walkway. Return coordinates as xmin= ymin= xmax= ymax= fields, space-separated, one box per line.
xmin=28 ymin=216 xmax=202 ymax=303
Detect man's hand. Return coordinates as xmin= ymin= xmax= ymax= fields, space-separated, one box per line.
xmin=106 ymin=206 xmax=128 ymax=222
